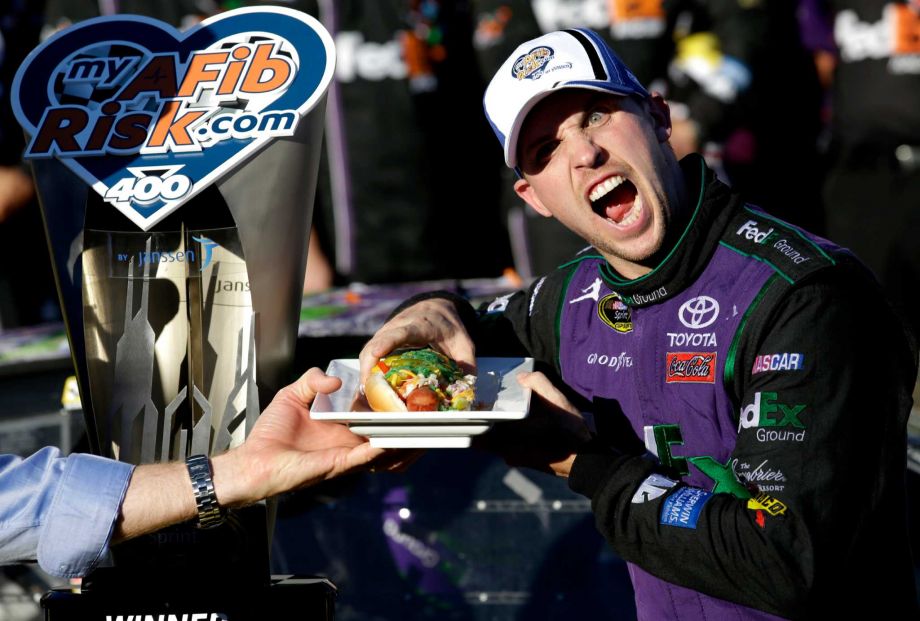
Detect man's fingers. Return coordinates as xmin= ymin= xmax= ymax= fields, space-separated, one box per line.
xmin=359 ymin=329 xmax=476 ymax=383
xmin=442 ymin=335 xmax=477 ymax=374
xmin=337 ymin=443 xmax=387 ymax=475
xmin=358 ymin=299 xmax=476 ymax=383
xmin=358 ymin=325 xmax=414 ymax=383
xmin=366 ymin=448 xmax=427 ymax=473
xmin=358 ymin=323 xmax=435 ymax=383
xmin=290 ymin=367 xmax=342 ymax=405
xmin=516 ymin=371 xmax=578 ymax=415
xmin=516 ymin=372 xmax=591 ymax=442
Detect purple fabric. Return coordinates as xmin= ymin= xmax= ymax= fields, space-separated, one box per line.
xmin=558 ymin=248 xmax=787 ymax=620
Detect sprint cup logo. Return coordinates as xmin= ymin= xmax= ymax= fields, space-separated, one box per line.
xmin=11 ymin=8 xmax=334 ymax=230
xmin=598 ymin=292 xmax=633 ymax=333
xmin=512 ymin=45 xmax=554 ymax=80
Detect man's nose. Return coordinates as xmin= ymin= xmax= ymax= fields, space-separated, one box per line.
xmin=571 ymin=131 xmax=604 ymax=168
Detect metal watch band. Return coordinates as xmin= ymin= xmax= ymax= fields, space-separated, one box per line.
xmin=185 ymin=454 xmax=224 ymax=529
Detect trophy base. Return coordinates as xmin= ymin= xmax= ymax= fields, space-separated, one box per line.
xmin=40 ymin=574 xmax=336 ymax=620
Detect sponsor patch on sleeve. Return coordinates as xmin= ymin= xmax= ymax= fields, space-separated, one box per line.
xmin=631 ymin=473 xmax=678 ymax=503
xmin=722 ymin=209 xmax=835 ymax=283
xmin=746 ymin=492 xmax=787 ymax=516
xmin=660 ymin=487 xmax=712 ymax=529
xmin=486 ymin=292 xmax=514 ymax=313
xmin=751 ymin=352 xmax=804 ymax=374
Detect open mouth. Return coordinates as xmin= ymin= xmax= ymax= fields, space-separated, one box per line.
xmin=589 ymin=175 xmax=640 ymax=226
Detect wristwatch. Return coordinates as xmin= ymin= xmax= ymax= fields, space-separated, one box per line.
xmin=185 ymin=454 xmax=224 ymax=529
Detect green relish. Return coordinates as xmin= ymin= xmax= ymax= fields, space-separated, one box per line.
xmin=381 ymin=347 xmax=462 ymax=382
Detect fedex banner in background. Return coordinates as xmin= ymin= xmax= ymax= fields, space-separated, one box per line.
xmin=12 ymin=7 xmax=334 ymax=230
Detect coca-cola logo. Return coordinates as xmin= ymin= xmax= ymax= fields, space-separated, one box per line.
xmin=665 ymin=352 xmax=716 ymax=384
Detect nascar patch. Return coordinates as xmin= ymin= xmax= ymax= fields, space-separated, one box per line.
xmin=751 ymin=352 xmax=803 ymax=374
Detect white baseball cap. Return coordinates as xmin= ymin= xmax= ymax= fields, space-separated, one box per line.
xmin=483 ymin=28 xmax=649 ymax=169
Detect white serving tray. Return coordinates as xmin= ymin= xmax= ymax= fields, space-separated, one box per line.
xmin=310 ymin=357 xmax=533 ymax=447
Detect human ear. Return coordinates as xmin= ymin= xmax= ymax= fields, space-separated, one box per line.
xmin=647 ymin=92 xmax=672 ymax=144
xmin=514 ymin=177 xmax=553 ymax=218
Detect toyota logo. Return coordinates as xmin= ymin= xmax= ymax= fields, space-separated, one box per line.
xmin=678 ymin=296 xmax=720 ymax=329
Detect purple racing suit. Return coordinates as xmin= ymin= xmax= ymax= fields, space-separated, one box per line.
xmin=431 ymin=155 xmax=918 ymax=618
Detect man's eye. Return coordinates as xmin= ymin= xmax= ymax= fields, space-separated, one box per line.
xmin=587 ymin=110 xmax=607 ymax=126
xmin=534 ymin=141 xmax=558 ymax=163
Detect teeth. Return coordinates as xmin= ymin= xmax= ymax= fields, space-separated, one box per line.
xmin=589 ymin=175 xmax=625 ymax=203
xmin=612 ymin=200 xmax=642 ymax=227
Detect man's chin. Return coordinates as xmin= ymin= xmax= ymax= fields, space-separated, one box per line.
xmin=597 ymin=234 xmax=667 ymax=274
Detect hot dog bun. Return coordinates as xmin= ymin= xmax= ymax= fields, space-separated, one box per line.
xmin=364 ymin=370 xmax=408 ymax=412
xmin=363 ymin=347 xmax=476 ymax=412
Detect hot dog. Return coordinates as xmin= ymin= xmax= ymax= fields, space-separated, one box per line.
xmin=364 ymin=347 xmax=476 ymax=412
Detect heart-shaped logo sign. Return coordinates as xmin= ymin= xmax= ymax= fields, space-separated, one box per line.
xmin=12 ymin=7 xmax=334 ymax=231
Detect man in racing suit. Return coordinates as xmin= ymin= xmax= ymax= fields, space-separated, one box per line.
xmin=359 ymin=29 xmax=919 ymax=618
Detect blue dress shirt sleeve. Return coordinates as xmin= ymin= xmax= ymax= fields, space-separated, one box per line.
xmin=0 ymin=447 xmax=134 ymax=577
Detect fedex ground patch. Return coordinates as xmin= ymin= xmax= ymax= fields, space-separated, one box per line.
xmin=660 ymin=487 xmax=712 ymax=529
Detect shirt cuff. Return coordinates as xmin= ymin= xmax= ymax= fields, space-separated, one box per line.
xmin=38 ymin=454 xmax=134 ymax=578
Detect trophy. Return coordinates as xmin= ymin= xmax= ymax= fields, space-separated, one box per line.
xmin=12 ymin=7 xmax=335 ymax=619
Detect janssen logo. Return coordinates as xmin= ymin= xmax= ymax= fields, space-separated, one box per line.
xmin=114 ymin=236 xmax=218 ymax=270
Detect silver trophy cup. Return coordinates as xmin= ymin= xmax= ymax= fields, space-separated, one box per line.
xmin=15 ymin=8 xmax=337 ymax=616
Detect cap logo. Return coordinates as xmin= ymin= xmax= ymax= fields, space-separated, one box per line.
xmin=512 ymin=46 xmax=554 ymax=80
